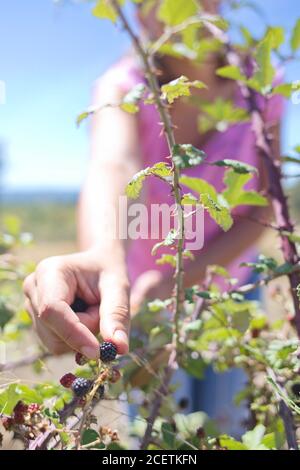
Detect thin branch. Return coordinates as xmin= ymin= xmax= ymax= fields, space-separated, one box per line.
xmin=140 ymin=349 xmax=177 ymax=450
xmin=205 ymin=20 xmax=300 ymax=336
xmin=110 ymin=0 xmax=187 ymax=449
xmin=267 ymin=369 xmax=298 ymax=450
xmin=110 ymin=0 xmax=185 ymax=351
xmin=0 ymin=351 xmax=51 ymax=373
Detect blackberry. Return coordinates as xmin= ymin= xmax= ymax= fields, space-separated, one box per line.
xmin=291 ymin=383 xmax=300 ymax=396
xmin=70 ymin=297 xmax=89 ymax=313
xmin=60 ymin=373 xmax=76 ymax=389
xmin=100 ymin=341 xmax=117 ymax=363
xmin=75 ymin=352 xmax=88 ymax=366
xmin=71 ymin=377 xmax=93 ymax=397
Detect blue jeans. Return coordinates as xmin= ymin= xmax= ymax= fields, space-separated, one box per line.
xmin=173 ymin=271 xmax=260 ymax=437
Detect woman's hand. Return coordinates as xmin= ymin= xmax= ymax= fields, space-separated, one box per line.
xmin=23 ymin=249 xmax=130 ymax=359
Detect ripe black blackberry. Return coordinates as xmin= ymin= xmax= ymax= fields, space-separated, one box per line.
xmin=100 ymin=341 xmax=117 ymax=362
xmin=292 ymin=383 xmax=300 ymax=396
xmin=71 ymin=377 xmax=93 ymax=397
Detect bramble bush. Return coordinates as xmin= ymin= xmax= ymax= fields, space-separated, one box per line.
xmin=1 ymin=0 xmax=300 ymax=450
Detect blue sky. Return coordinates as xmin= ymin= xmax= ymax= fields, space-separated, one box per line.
xmin=0 ymin=0 xmax=300 ymax=191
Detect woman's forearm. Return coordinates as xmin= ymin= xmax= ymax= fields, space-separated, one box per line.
xmin=77 ymin=80 xmax=141 ymax=264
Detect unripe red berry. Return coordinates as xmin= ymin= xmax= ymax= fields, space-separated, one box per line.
xmin=60 ymin=373 xmax=76 ymax=388
xmin=28 ymin=403 xmax=41 ymax=414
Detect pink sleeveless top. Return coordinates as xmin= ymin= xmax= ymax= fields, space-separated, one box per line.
xmin=98 ymin=57 xmax=284 ymax=287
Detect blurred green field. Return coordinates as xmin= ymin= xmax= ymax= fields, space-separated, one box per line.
xmin=1 ymin=182 xmax=299 ymax=264
xmin=1 ymin=197 xmax=77 ymax=262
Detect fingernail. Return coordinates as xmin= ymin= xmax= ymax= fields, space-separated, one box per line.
xmin=81 ymin=346 xmax=98 ymax=360
xmin=114 ymin=330 xmax=128 ymax=347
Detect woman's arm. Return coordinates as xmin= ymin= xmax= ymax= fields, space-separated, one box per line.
xmin=78 ymin=77 xmax=141 ymax=254
xmin=23 ymin=78 xmax=142 ymax=357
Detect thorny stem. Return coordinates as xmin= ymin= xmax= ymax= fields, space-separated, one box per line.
xmin=111 ymin=1 xmax=185 ymax=347
xmin=140 ymin=349 xmax=177 ymax=450
xmin=111 ymin=0 xmax=186 ymax=448
xmin=75 ymin=361 xmax=108 ymax=449
xmin=206 ymin=18 xmax=300 ymax=334
xmin=267 ymin=369 xmax=298 ymax=449
xmin=202 ymin=20 xmax=300 ymax=444
xmin=249 ymin=106 xmax=300 ymax=335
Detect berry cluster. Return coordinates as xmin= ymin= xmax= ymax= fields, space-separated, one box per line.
xmin=1 ymin=401 xmax=48 ymax=441
xmin=59 ymin=341 xmax=120 ymax=404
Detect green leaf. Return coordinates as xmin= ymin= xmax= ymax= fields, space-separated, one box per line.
xmin=92 ymin=0 xmax=124 ymax=23
xmin=240 ymin=26 xmax=255 ymax=47
xmin=181 ymin=193 xmax=198 ymax=205
xmin=121 ymin=83 xmax=146 ymax=114
xmin=213 ymin=159 xmax=257 ymax=174
xmin=181 ymin=354 xmax=205 ymax=380
xmin=151 ymin=229 xmax=178 ymax=255
xmin=242 ymin=424 xmax=268 ymax=450
xmin=198 ymin=98 xmax=249 ymax=133
xmin=222 ymin=169 xmax=267 ymax=208
xmin=158 ymin=0 xmax=198 ymax=26
xmin=81 ymin=429 xmax=104 ymax=449
xmin=216 ymin=65 xmax=247 ymax=82
xmin=200 ymin=193 xmax=233 ymax=231
xmin=231 ymin=309 xmax=251 ymax=333
xmin=14 ymin=385 xmax=43 ymax=405
xmin=126 ymin=162 xmax=171 ymax=199
xmin=0 ymin=297 xmax=14 ymax=328
xmin=240 ymin=255 xmax=278 ymax=274
xmin=161 ymin=76 xmax=206 ymax=104
xmin=156 ymin=254 xmax=176 ymax=268
xmin=161 ymin=422 xmax=175 ymax=448
xmin=0 ymin=384 xmax=19 ymax=415
xmin=174 ymin=412 xmax=208 ymax=438
xmin=196 ymin=290 xmax=221 ymax=300
xmin=172 ymin=144 xmax=206 ymax=169
xmin=220 ymin=435 xmax=247 ymax=450
xmin=191 ymin=327 xmax=241 ymax=351
xmin=266 ymin=339 xmax=298 ymax=369
xmin=266 ymin=26 xmax=285 ymax=49
xmin=183 ymin=319 xmax=202 ymax=332
xmin=76 ymin=111 xmax=89 ymax=127
xmin=180 ymin=176 xmax=218 ymax=201
xmin=294 ymin=145 xmax=300 ymax=153
xmin=291 ymin=19 xmax=300 ymax=52
xmin=147 ymin=298 xmax=172 ymax=313
xmin=252 ymin=35 xmax=275 ymax=91
xmin=273 ymin=83 xmax=293 ymax=98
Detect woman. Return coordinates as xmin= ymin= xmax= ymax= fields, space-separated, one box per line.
xmin=23 ymin=0 xmax=282 ymax=431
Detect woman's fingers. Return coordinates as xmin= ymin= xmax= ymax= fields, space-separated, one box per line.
xmin=77 ymin=305 xmax=100 ymax=336
xmin=24 ymin=258 xmax=99 ymax=359
xmin=24 ymin=297 xmax=69 ymax=355
xmin=99 ymin=270 xmax=130 ymax=355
